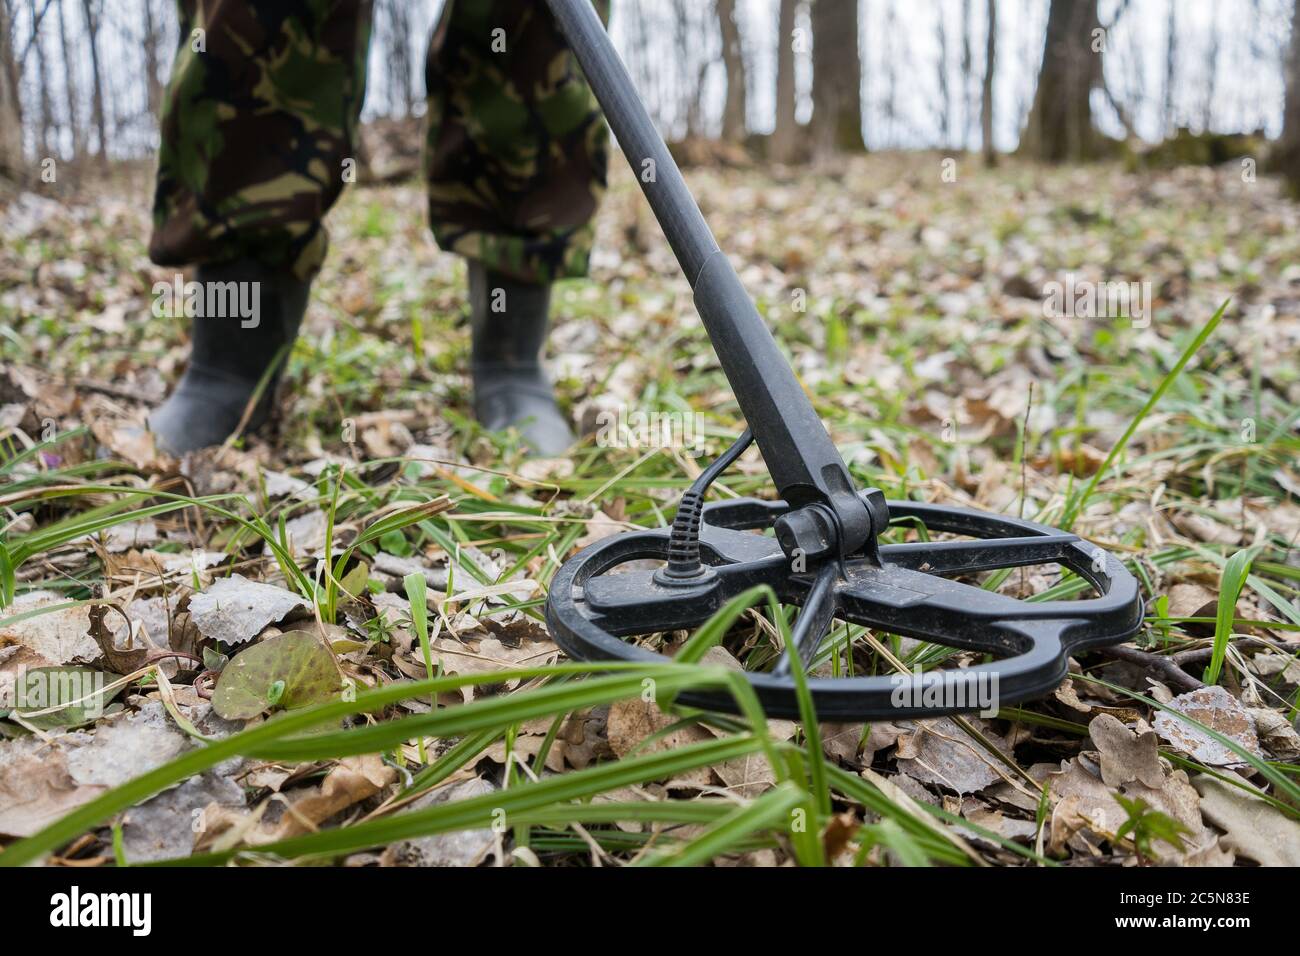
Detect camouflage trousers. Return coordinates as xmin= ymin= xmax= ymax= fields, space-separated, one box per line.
xmin=150 ymin=0 xmax=609 ymax=284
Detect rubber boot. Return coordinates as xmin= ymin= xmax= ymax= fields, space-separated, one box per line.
xmin=469 ymin=261 xmax=574 ymax=457
xmin=148 ymin=259 xmax=309 ymax=455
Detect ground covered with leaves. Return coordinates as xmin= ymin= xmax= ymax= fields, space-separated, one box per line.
xmin=1 ymin=152 xmax=1299 ymax=867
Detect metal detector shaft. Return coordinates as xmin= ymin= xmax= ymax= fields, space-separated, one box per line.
xmin=545 ymin=0 xmax=874 ymax=551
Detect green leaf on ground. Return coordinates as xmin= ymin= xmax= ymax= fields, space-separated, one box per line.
xmin=212 ymin=631 xmax=343 ymax=721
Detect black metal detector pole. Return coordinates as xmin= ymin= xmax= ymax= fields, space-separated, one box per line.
xmin=544 ymin=0 xmax=878 ymax=555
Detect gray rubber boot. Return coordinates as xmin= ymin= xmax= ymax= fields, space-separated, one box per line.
xmin=148 ymin=259 xmax=309 ymax=455
xmin=469 ymin=261 xmax=574 ymax=457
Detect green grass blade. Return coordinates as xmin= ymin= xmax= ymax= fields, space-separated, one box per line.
xmin=166 ymin=735 xmax=768 ymax=865
xmin=639 ymin=781 xmax=805 ymax=866
xmin=1206 ymin=548 xmax=1257 ymax=685
xmin=1063 ymin=298 xmax=1228 ymax=528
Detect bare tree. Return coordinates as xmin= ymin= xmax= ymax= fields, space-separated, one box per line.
xmin=1020 ymin=0 xmax=1102 ymax=162
xmin=883 ymin=0 xmax=898 ymax=145
xmin=937 ymin=8 xmax=951 ymax=146
xmin=143 ymin=0 xmax=164 ymax=120
xmin=672 ymin=0 xmax=705 ymax=138
xmin=58 ymin=0 xmax=82 ymax=158
xmin=1161 ymin=0 xmax=1177 ymax=134
xmin=377 ymin=0 xmax=414 ymax=117
xmin=27 ymin=0 xmax=53 ymax=158
xmin=0 ymin=0 xmax=24 ymax=178
xmin=771 ymin=0 xmax=799 ymax=163
xmin=981 ymin=0 xmax=997 ymax=167
xmin=962 ymin=0 xmax=975 ymax=148
xmin=1276 ymin=0 xmax=1300 ymax=196
xmin=811 ymin=0 xmax=865 ymax=157
xmin=1202 ymin=1 xmax=1219 ymax=131
xmin=81 ymin=0 xmax=109 ymax=165
xmin=716 ymin=0 xmax=748 ymax=141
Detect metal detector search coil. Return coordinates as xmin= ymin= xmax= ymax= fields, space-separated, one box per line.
xmin=541 ymin=0 xmax=1144 ymax=720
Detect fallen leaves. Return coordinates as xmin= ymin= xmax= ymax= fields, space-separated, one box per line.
xmin=606 ymin=697 xmax=717 ymax=789
xmin=1042 ymin=714 xmax=1241 ymax=864
xmin=0 ymin=738 xmax=104 ymax=838
xmin=195 ymin=755 xmax=396 ymax=851
xmin=0 ymin=591 xmax=100 ymax=664
xmin=894 ymin=717 xmax=1013 ymax=795
xmin=1089 ymin=713 xmax=1164 ymax=789
xmin=188 ymin=574 xmax=309 ymax=646
xmin=379 ymin=777 xmax=499 ymax=867
xmin=0 ymin=701 xmax=194 ymax=838
xmin=87 ymin=603 xmax=162 ymax=673
xmin=1153 ymin=685 xmax=1264 ymax=767
xmin=120 ymin=771 xmax=246 ymax=864
xmin=1192 ymin=774 xmax=1300 ymax=867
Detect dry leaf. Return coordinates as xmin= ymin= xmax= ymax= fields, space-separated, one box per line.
xmin=198 ymin=755 xmax=396 ymax=850
xmin=895 ymin=717 xmax=1012 ymax=794
xmin=87 ymin=603 xmax=160 ymax=673
xmin=606 ymin=697 xmax=715 ymax=789
xmin=91 ymin=420 xmax=173 ymax=472
xmin=380 ymin=777 xmax=498 ymax=867
xmin=188 ymin=574 xmax=309 ymax=646
xmin=62 ymin=702 xmax=194 ymax=788
xmin=1152 ymin=685 xmax=1263 ymax=767
xmin=1193 ymin=774 xmax=1300 ymax=866
xmin=1047 ymin=758 xmax=1129 ymax=836
xmin=271 ymin=755 xmax=395 ymax=839
xmin=121 ymin=771 xmax=246 ymax=863
xmin=0 ymin=591 xmax=100 ymax=664
xmin=1088 ymin=713 xmax=1164 ymax=788
xmin=714 ymin=719 xmax=796 ymax=798
xmin=1166 ymin=582 xmax=1216 ymax=618
xmin=1248 ymin=707 xmax=1300 ymax=760
xmin=821 ymin=722 xmax=868 ymax=762
xmin=0 ymin=738 xmax=103 ymax=838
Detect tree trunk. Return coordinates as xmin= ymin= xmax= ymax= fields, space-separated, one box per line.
xmin=1161 ymin=0 xmax=1177 ymax=134
xmin=937 ymin=11 xmax=950 ymax=146
xmin=82 ymin=0 xmax=109 ymax=166
xmin=673 ymin=0 xmax=700 ymax=138
xmin=27 ymin=0 xmax=53 ymax=159
xmin=771 ymin=0 xmax=799 ymax=163
xmin=811 ymin=0 xmax=865 ymax=157
xmin=981 ymin=0 xmax=997 ymax=167
xmin=1201 ymin=1 xmax=1218 ymax=131
xmin=716 ymin=0 xmax=748 ymax=141
xmin=143 ymin=0 xmax=164 ymax=120
xmin=1020 ymin=0 xmax=1102 ymax=163
xmin=58 ymin=0 xmax=82 ymax=158
xmin=1276 ymin=0 xmax=1300 ymax=196
xmin=0 ymin=0 xmax=24 ymax=179
xmin=962 ymin=0 xmax=975 ymax=148
xmin=381 ymin=0 xmax=413 ymax=117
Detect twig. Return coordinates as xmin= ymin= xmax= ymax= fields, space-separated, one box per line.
xmin=1093 ymin=644 xmax=1205 ymax=692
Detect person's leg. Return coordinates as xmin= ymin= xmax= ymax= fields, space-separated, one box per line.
xmin=149 ymin=0 xmax=372 ymax=454
xmin=424 ymin=0 xmax=609 ymax=456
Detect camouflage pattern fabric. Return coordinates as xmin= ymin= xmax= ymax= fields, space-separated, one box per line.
xmin=150 ymin=0 xmax=608 ymax=284
xmin=423 ymin=0 xmax=608 ymax=282
xmin=150 ymin=0 xmax=373 ymax=281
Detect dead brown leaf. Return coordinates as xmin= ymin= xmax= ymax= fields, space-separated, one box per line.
xmin=1087 ymin=713 xmax=1165 ymax=789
